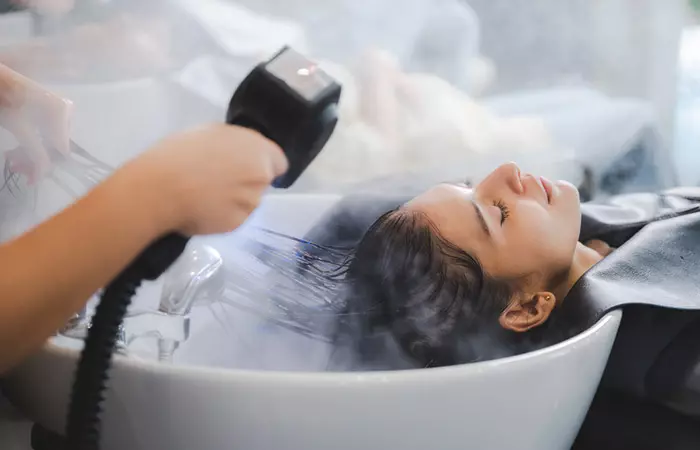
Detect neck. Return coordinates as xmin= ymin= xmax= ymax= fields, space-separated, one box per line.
xmin=554 ymin=242 xmax=603 ymax=302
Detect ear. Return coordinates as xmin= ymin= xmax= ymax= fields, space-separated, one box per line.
xmin=499 ymin=292 xmax=556 ymax=332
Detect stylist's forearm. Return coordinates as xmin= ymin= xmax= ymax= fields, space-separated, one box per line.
xmin=0 ymin=164 xmax=173 ymax=372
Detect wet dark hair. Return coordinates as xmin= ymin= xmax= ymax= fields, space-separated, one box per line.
xmin=249 ymin=199 xmax=560 ymax=370
xmin=335 ymin=208 xmax=521 ymax=368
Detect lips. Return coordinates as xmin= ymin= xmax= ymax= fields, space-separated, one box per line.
xmin=540 ymin=176 xmax=554 ymax=204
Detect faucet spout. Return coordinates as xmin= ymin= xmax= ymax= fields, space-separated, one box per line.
xmin=159 ymin=242 xmax=224 ymax=316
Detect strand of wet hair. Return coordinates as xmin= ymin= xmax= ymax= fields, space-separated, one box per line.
xmin=249 ymin=226 xmax=355 ymax=278
xmin=208 ymin=227 xmax=360 ymax=341
xmin=1 ymin=160 xmax=21 ymax=196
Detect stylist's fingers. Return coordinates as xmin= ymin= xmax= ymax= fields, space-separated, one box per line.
xmin=1 ymin=113 xmax=50 ymax=183
xmin=13 ymin=67 xmax=74 ymax=156
xmin=131 ymin=123 xmax=290 ymax=236
xmin=0 ymin=64 xmax=72 ymax=183
xmin=221 ymin=125 xmax=288 ymax=179
xmin=0 ymin=64 xmax=22 ymax=109
xmin=37 ymin=92 xmax=73 ymax=156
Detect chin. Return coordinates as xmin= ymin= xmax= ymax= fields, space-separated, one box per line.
xmin=557 ymin=180 xmax=580 ymax=204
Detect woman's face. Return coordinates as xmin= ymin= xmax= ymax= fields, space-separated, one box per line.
xmin=404 ymin=162 xmax=581 ymax=285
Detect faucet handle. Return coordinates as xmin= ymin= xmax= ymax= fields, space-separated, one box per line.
xmin=59 ymin=312 xmax=91 ymax=339
xmin=59 ymin=291 xmax=101 ymax=339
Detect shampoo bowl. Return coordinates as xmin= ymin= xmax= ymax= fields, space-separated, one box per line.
xmin=3 ymin=194 xmax=622 ymax=450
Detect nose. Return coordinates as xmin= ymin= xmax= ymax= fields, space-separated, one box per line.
xmin=475 ymin=162 xmax=524 ymax=199
xmin=493 ymin=162 xmax=523 ymax=194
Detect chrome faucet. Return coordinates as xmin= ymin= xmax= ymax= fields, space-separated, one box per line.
xmin=147 ymin=242 xmax=224 ymax=361
xmin=60 ymin=242 xmax=225 ymax=361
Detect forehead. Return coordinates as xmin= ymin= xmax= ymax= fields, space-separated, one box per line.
xmin=403 ymin=184 xmax=483 ymax=252
xmin=406 ymin=184 xmax=469 ymax=210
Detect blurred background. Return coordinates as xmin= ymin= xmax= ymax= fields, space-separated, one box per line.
xmin=0 ymin=0 xmax=697 ymax=213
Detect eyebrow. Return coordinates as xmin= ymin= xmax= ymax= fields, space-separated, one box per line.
xmin=440 ymin=182 xmax=490 ymax=237
xmin=471 ymin=200 xmax=491 ymax=237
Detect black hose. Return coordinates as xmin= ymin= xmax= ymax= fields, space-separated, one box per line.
xmin=64 ymin=268 xmax=143 ymax=450
xmin=63 ymin=233 xmax=189 ymax=450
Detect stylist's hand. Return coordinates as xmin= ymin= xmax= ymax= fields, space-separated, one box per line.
xmin=0 ymin=63 xmax=73 ymax=183
xmin=125 ymin=123 xmax=288 ymax=236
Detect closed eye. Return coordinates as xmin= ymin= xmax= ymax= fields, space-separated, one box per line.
xmin=493 ymin=199 xmax=510 ymax=225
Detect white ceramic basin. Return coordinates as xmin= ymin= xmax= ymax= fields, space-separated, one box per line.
xmin=3 ymin=194 xmax=622 ymax=450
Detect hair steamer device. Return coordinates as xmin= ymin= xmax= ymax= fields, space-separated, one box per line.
xmin=63 ymin=47 xmax=342 ymax=450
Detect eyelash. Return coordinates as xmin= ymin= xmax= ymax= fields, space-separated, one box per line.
xmin=493 ymin=199 xmax=510 ymax=224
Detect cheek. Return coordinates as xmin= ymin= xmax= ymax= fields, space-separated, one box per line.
xmin=511 ymin=205 xmax=576 ymax=262
xmin=517 ymin=198 xmax=578 ymax=238
xmin=485 ymin=199 xmax=581 ymax=278
xmin=511 ymin=204 xmax=553 ymax=241
xmin=483 ymin=209 xmax=551 ymax=278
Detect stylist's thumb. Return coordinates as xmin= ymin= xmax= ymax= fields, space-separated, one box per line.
xmin=264 ymin=137 xmax=289 ymax=178
xmin=271 ymin=143 xmax=289 ymax=177
xmin=223 ymin=124 xmax=288 ymax=179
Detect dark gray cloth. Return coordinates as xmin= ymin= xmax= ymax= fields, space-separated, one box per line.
xmin=551 ymin=188 xmax=700 ymax=406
